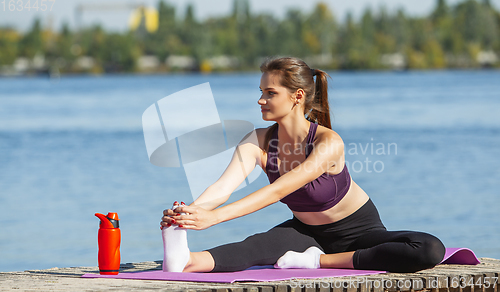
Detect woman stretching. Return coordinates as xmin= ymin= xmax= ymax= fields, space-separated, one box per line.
xmin=161 ymin=57 xmax=446 ymax=273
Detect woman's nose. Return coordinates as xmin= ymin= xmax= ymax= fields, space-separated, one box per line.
xmin=258 ymin=97 xmax=266 ymax=105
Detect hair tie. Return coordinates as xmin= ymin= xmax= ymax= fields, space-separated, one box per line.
xmin=311 ymin=68 xmax=316 ymax=76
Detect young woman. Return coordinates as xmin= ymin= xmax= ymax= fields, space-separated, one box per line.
xmin=161 ymin=57 xmax=446 ymax=273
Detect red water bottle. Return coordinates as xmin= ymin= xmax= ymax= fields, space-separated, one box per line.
xmin=95 ymin=212 xmax=121 ymax=275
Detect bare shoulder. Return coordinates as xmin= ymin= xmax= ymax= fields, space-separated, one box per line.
xmin=254 ymin=126 xmax=274 ymax=151
xmin=315 ymin=125 xmax=344 ymax=149
xmin=314 ymin=125 xmax=344 ymax=157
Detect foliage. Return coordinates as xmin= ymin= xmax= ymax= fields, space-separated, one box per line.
xmin=1 ymin=0 xmax=499 ymax=72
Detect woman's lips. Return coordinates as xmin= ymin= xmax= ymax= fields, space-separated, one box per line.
xmin=261 ymin=108 xmax=270 ymax=112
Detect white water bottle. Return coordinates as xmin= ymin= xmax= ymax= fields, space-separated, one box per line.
xmin=162 ymin=201 xmax=188 ymax=272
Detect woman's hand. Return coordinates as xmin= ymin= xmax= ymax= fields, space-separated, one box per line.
xmin=161 ymin=204 xmax=220 ymax=230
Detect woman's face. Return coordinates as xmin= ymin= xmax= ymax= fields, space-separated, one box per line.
xmin=258 ymin=72 xmax=295 ymax=121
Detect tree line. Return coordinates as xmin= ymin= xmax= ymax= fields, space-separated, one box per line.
xmin=0 ymin=0 xmax=499 ymax=74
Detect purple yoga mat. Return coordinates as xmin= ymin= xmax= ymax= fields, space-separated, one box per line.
xmin=82 ymin=267 xmax=385 ymax=283
xmin=440 ymin=247 xmax=480 ymax=265
xmin=82 ymin=247 xmax=480 ymax=283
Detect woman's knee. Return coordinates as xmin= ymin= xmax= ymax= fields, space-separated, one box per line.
xmin=417 ymin=233 xmax=446 ymax=269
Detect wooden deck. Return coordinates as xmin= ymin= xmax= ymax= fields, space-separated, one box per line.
xmin=1 ymin=258 xmax=499 ymax=291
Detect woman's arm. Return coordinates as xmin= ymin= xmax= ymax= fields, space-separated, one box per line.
xmin=172 ymin=130 xmax=344 ymax=230
xmin=190 ymin=132 xmax=262 ymax=210
xmin=161 ymin=129 xmax=263 ymax=228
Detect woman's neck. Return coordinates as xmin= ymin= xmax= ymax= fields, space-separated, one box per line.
xmin=276 ymin=115 xmax=311 ymax=146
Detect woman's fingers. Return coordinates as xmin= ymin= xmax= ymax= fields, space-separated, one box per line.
xmin=163 ymin=208 xmax=176 ymax=216
xmin=160 ymin=219 xmax=196 ymax=229
xmin=161 ymin=212 xmax=195 ymax=226
xmin=173 ymin=205 xmax=197 ymax=214
xmin=161 ymin=202 xmax=186 ymax=229
xmin=160 ymin=203 xmax=213 ymax=230
xmin=175 ymin=223 xmax=197 ymax=230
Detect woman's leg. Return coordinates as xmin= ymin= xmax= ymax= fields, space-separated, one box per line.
xmin=183 ymin=251 xmax=215 ymax=272
xmin=347 ymin=230 xmax=446 ymax=273
xmin=275 ymin=248 xmax=355 ymax=269
xmin=284 ymin=230 xmax=445 ymax=272
xmin=275 ymin=199 xmax=444 ymax=272
xmin=319 ymin=251 xmax=356 ymax=269
xmin=205 ymin=218 xmax=322 ymax=272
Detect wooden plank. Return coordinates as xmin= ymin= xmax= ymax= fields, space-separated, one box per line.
xmin=346 ymin=281 xmax=358 ymax=292
xmin=462 ymin=274 xmax=474 ymax=292
xmin=260 ymin=286 xmax=274 ymax=292
xmin=424 ymin=276 xmax=441 ymax=290
xmin=447 ymin=274 xmax=460 ymax=292
xmin=331 ymin=281 xmax=343 ymax=292
xmin=369 ymin=277 xmax=384 ymax=292
xmin=437 ymin=276 xmax=449 ymax=292
xmin=473 ymin=274 xmax=485 ymax=292
xmin=289 ymin=284 xmax=302 ymax=292
xmin=358 ymin=278 xmax=370 ymax=292
xmin=487 ymin=272 xmax=499 ymax=292
xmin=410 ymin=277 xmax=426 ymax=291
xmin=385 ymin=278 xmax=399 ymax=292
xmin=318 ymin=283 xmax=332 ymax=292
xmin=246 ymin=287 xmax=260 ymax=292
xmin=481 ymin=272 xmax=496 ymax=292
xmin=393 ymin=277 xmax=419 ymax=292
xmin=274 ymin=285 xmax=288 ymax=292
xmin=448 ymin=275 xmax=462 ymax=292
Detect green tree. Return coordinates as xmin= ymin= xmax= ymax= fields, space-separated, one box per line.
xmin=233 ymin=0 xmax=257 ymax=67
xmin=304 ymin=2 xmax=337 ymax=57
xmin=102 ymin=32 xmax=140 ymax=72
xmin=54 ymin=22 xmax=74 ymax=61
xmin=142 ymin=0 xmax=177 ymax=59
xmin=374 ymin=5 xmax=391 ymax=35
xmin=232 ymin=0 xmax=250 ymax=22
xmin=432 ymin=0 xmax=449 ymax=22
xmin=80 ymin=25 xmax=106 ymax=61
xmin=360 ymin=7 xmax=375 ymax=43
xmin=19 ymin=18 xmax=43 ymax=58
xmin=424 ymin=39 xmax=446 ymax=68
xmin=391 ymin=9 xmax=411 ymax=50
xmin=0 ymin=28 xmax=20 ymax=65
xmin=455 ymin=0 xmax=498 ymax=48
xmin=180 ymin=3 xmax=205 ymax=61
xmin=275 ymin=9 xmax=306 ymax=57
xmin=252 ymin=13 xmax=279 ymax=58
xmin=337 ymin=12 xmax=379 ymax=69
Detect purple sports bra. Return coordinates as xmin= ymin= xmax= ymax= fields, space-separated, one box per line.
xmin=265 ymin=122 xmax=351 ymax=212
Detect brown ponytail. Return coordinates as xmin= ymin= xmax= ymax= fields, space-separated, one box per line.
xmin=260 ymin=57 xmax=332 ymax=151
xmin=309 ymin=69 xmax=331 ymax=129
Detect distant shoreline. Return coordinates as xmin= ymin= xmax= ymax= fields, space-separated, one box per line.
xmin=1 ymin=67 xmax=500 ymax=79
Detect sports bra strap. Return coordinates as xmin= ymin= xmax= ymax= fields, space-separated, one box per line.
xmin=266 ymin=125 xmax=280 ymax=175
xmin=305 ymin=122 xmax=317 ymax=157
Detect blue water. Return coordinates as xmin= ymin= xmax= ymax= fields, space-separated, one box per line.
xmin=0 ymin=70 xmax=499 ymax=272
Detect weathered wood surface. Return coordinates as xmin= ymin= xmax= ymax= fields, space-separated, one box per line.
xmin=0 ymin=258 xmax=498 ymax=291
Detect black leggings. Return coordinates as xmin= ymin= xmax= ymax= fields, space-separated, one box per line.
xmin=207 ymin=199 xmax=446 ymax=273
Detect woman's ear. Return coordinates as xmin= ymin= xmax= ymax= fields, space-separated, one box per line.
xmin=295 ymin=88 xmax=305 ymax=103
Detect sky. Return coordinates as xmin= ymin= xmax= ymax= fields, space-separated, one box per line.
xmin=1 ymin=0 xmax=500 ymax=32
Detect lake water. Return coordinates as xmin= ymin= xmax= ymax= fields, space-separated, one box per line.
xmin=0 ymin=70 xmax=499 ymax=272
